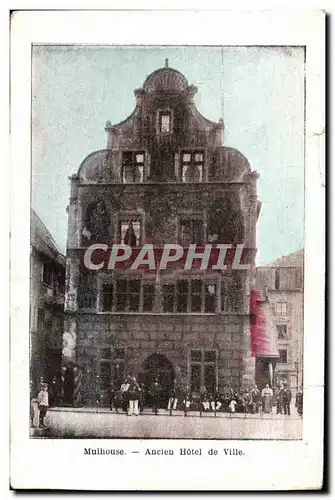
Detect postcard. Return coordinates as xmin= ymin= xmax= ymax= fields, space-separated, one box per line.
xmin=10 ymin=9 xmax=325 ymax=491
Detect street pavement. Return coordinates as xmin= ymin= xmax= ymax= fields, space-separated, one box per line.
xmin=32 ymin=406 xmax=302 ymax=440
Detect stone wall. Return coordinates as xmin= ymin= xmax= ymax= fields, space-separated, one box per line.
xmin=72 ymin=312 xmax=253 ymax=406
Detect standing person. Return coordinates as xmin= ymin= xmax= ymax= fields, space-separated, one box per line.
xmin=120 ymin=377 xmax=130 ymax=413
xmin=182 ymin=386 xmax=191 ymax=416
xmin=123 ymin=220 xmax=137 ymax=247
xmin=228 ymin=397 xmax=237 ymax=414
xmin=202 ymin=390 xmax=210 ymax=412
xmin=296 ymin=386 xmax=303 ymax=417
xmin=149 ymin=377 xmax=162 ymax=415
xmin=167 ymin=379 xmax=179 ymax=413
xmin=261 ymin=383 xmax=273 ymax=414
xmin=251 ymin=385 xmax=261 ymax=414
xmin=139 ymin=382 xmax=146 ymax=415
xmin=128 ymin=375 xmax=140 ymax=416
xmin=276 ymin=383 xmax=284 ymax=415
xmin=37 ymin=383 xmax=49 ymax=428
xmin=282 ymin=384 xmax=292 ymax=415
xmin=49 ymin=375 xmax=61 ymax=407
xmin=243 ymin=389 xmax=252 ymax=414
xmin=60 ymin=366 xmax=67 ymax=405
xmin=211 ymin=389 xmax=222 ymax=412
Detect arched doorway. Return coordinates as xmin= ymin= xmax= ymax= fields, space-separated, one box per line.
xmin=141 ymin=354 xmax=175 ymax=406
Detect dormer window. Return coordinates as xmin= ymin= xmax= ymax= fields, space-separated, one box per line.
xmin=122 ymin=151 xmax=144 ymax=183
xmin=158 ymin=110 xmax=172 ymax=134
xmin=181 ymin=151 xmax=204 ymax=182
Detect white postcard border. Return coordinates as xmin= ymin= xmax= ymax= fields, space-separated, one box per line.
xmin=10 ymin=9 xmax=325 ymax=490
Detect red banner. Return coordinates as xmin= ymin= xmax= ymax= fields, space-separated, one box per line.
xmin=250 ymin=289 xmax=279 ymax=358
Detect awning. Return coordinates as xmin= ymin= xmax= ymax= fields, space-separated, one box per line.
xmin=250 ymin=289 xmax=279 ymax=358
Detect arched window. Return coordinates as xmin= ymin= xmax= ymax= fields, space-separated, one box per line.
xmin=82 ymin=201 xmax=110 ymax=244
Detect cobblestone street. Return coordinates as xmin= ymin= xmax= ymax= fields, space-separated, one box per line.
xmin=32 ymin=406 xmax=302 ymax=440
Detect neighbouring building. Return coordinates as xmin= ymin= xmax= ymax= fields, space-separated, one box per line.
xmin=256 ymin=249 xmax=304 ymax=392
xmin=30 ymin=210 xmax=65 ymax=396
xmin=62 ymin=60 xmax=270 ymax=407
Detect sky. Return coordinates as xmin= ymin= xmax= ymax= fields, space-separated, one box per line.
xmin=31 ymin=45 xmax=305 ymax=265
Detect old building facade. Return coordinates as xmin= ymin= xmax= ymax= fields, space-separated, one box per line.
xmin=256 ymin=249 xmax=304 ymax=392
xmin=63 ymin=62 xmax=262 ymax=406
xmin=30 ymin=210 xmax=65 ymax=396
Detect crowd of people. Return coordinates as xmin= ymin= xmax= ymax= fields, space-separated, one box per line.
xmin=109 ymin=375 xmax=304 ymax=417
xmin=30 ymin=371 xmax=303 ymax=428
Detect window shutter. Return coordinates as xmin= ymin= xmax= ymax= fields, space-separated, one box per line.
xmin=271 ymin=303 xmax=276 ymax=316
xmin=287 ymin=303 xmax=292 ymax=316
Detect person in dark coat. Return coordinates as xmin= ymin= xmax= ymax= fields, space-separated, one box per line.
xmin=123 ymin=221 xmax=137 ymax=247
xmin=282 ymin=384 xmax=292 ymax=415
xmin=295 ymin=387 xmax=303 ymax=416
xmin=120 ymin=378 xmax=130 ymax=413
xmin=182 ymin=386 xmax=191 ymax=416
xmin=276 ymin=383 xmax=284 ymax=415
xmin=149 ymin=378 xmax=162 ymax=415
xmin=49 ymin=375 xmax=61 ymax=407
xmin=251 ymin=385 xmax=261 ymax=414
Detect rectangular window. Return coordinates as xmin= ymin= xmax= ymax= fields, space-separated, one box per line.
xmin=276 ymin=324 xmax=287 ymax=339
xmin=128 ymin=280 xmax=140 ymax=312
xmin=275 ymin=302 xmax=287 ymax=316
xmin=275 ymin=268 xmax=280 ymax=290
xmin=99 ymin=347 xmax=126 ymax=393
xmin=42 ymin=263 xmax=53 ymax=287
xmin=205 ymin=284 xmax=216 ymax=312
xmin=189 ymin=349 xmax=217 ymax=394
xmin=122 ymin=151 xmax=144 ymax=183
xmin=279 ymin=349 xmax=288 ymax=364
xmin=78 ymin=271 xmax=96 ymax=310
xmin=190 ymin=280 xmax=202 ymax=312
xmin=180 ymin=218 xmax=203 ymax=245
xmin=295 ymin=269 xmax=303 ymax=289
xmin=176 ymin=280 xmax=188 ymax=312
xmin=181 ymin=151 xmax=204 ymax=182
xmin=115 ymin=279 xmax=127 ymax=312
xmin=143 ymin=283 xmax=155 ymax=312
xmin=115 ymin=279 xmax=140 ymax=312
xmin=162 ymin=283 xmax=175 ymax=312
xmin=120 ymin=219 xmax=141 ymax=246
xmin=190 ymin=350 xmax=202 ymax=362
xmin=159 ymin=111 xmax=172 ymax=133
xmin=221 ymin=276 xmax=243 ymax=312
xmin=162 ymin=279 xmax=216 ymax=313
xmin=102 ymin=284 xmax=113 ymax=311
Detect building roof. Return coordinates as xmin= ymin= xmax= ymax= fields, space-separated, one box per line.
xmin=31 ymin=210 xmax=65 ymax=266
xmin=143 ymin=65 xmax=189 ymax=94
xmin=265 ymin=249 xmax=304 ymax=268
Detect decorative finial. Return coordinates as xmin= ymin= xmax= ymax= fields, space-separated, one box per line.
xmin=165 ymin=58 xmax=169 ymax=68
